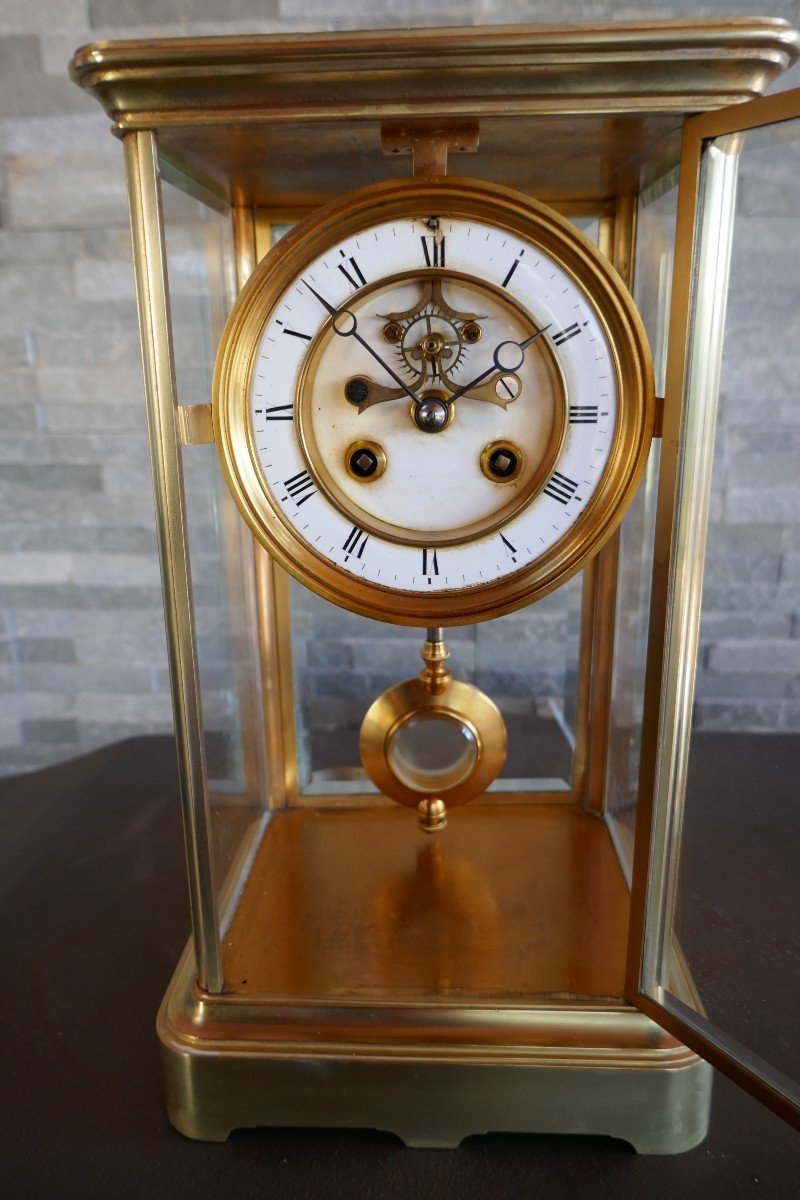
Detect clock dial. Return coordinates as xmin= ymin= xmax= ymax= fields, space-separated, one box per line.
xmin=215 ymin=179 xmax=653 ymax=624
xmin=296 ymin=269 xmax=567 ymax=551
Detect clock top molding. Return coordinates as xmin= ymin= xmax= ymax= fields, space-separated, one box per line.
xmin=70 ymin=18 xmax=799 ymax=209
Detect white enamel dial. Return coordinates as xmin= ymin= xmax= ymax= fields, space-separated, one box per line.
xmin=215 ymin=178 xmax=652 ymax=625
xmin=248 ymin=215 xmax=616 ymax=595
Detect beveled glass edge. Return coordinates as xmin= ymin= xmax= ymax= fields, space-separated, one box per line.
xmin=626 ymin=84 xmax=800 ymax=1131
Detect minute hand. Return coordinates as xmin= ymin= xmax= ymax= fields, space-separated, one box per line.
xmin=447 ymin=325 xmax=552 ymax=404
xmin=302 ymin=278 xmax=420 ymax=405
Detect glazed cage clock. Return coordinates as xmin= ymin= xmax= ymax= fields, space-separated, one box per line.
xmin=71 ymin=18 xmax=800 ymax=1150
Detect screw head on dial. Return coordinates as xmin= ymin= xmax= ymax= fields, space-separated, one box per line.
xmin=345 ymin=376 xmax=370 ymax=406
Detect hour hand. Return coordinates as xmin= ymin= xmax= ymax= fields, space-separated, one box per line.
xmin=344 ymin=375 xmax=409 ymax=414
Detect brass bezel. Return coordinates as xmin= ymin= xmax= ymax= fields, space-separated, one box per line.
xmin=213 ymin=176 xmax=654 ymax=626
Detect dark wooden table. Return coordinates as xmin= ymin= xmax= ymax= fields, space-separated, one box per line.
xmin=1 ymin=736 xmax=798 ymax=1199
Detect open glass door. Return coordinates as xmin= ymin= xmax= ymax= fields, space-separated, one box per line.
xmin=627 ymin=88 xmax=800 ymax=1129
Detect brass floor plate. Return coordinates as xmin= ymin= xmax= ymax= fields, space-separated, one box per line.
xmin=222 ymin=804 xmax=629 ymax=1000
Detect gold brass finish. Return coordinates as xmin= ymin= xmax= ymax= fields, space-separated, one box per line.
xmin=160 ymin=803 xmax=712 ymax=1150
xmin=70 ymin=23 xmax=798 ymax=215
xmin=584 ymin=192 xmax=638 ymax=816
xmin=176 ymin=401 xmax=214 ymax=445
xmin=236 ymin=205 xmax=301 ymax=811
xmin=344 ymin=439 xmax=387 ymax=484
xmin=123 ymin=130 xmax=222 ymax=992
xmin=359 ymin=634 xmax=507 ymax=826
xmin=382 ymin=321 xmax=403 ymax=344
xmin=417 ymin=797 xmax=448 ymax=833
xmin=224 ymin=805 xmax=630 ymax=998
xmin=418 ymin=630 xmax=451 ymax=695
xmin=381 ymin=120 xmax=480 ymax=177
xmin=480 ymin=440 xmax=524 ymax=483
xmin=74 ymin=18 xmax=800 ymax=1152
xmin=214 ymin=178 xmax=653 ymax=624
xmin=72 ymin=23 xmax=799 ymax=130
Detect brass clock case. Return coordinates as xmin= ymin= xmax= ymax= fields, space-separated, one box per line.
xmin=213 ymin=176 xmax=654 ymax=626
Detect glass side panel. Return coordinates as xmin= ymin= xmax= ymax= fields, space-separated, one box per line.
xmin=159 ymin=173 xmax=268 ymax=925
xmin=292 ymin=573 xmax=581 ymax=796
xmin=605 ymin=173 xmax=677 ymax=878
xmin=643 ymin=113 xmax=800 ymax=1111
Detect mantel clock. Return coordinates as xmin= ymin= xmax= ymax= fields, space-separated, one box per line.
xmin=71 ymin=18 xmax=800 ymax=1150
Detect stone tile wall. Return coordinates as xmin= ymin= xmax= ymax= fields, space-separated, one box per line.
xmin=1 ymin=0 xmax=799 ymax=774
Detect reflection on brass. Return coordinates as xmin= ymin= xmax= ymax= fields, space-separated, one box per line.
xmin=152 ymin=804 xmax=712 ymax=1148
xmin=71 ymin=25 xmax=799 ymax=138
xmin=417 ymin=797 xmax=448 ymax=832
xmin=382 ymin=320 xmax=403 ymax=343
xmin=462 ymin=320 xmax=482 ymax=344
xmin=223 ymin=805 xmax=631 ymax=999
xmin=240 ymin=207 xmax=300 ymax=810
xmin=344 ymin=439 xmax=387 ymax=483
xmin=584 ymin=193 xmax=637 ymax=818
xmin=371 ymin=840 xmax=500 ymax=978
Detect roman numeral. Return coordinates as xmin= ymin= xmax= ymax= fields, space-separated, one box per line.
xmin=282 ymin=327 xmax=312 ymax=342
xmin=552 ymin=323 xmax=582 ymax=346
xmin=263 ymin=404 xmax=294 ymax=421
xmin=337 ymin=251 xmax=367 ymax=290
xmin=500 ymin=533 xmax=517 ymax=562
xmin=501 ymin=251 xmax=524 ymax=288
xmin=342 ymin=525 xmax=369 ymax=560
xmin=569 ymin=405 xmax=598 ymax=424
xmin=422 ymin=548 xmax=439 ymax=577
xmin=421 ymin=235 xmax=446 ymax=267
xmin=282 ymin=469 xmax=316 ymax=506
xmin=543 ymin=471 xmax=579 ymax=505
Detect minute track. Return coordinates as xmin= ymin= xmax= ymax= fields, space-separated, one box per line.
xmin=212 ymin=178 xmax=650 ymax=624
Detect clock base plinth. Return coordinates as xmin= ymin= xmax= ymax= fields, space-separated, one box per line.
xmin=158 ymin=953 xmax=711 ymax=1152
xmin=157 ymin=804 xmax=711 ymax=1155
